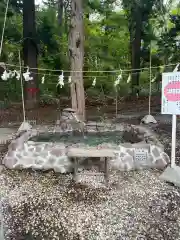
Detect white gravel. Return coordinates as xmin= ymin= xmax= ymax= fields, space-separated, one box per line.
xmin=1 ymin=168 xmax=180 ymax=240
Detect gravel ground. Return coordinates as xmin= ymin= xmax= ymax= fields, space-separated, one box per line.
xmin=1 ymin=119 xmax=180 ymax=239
xmin=1 ymin=169 xmax=180 ymax=240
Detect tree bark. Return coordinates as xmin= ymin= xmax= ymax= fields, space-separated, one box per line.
xmin=69 ymin=0 xmax=85 ymax=121
xmin=130 ymin=6 xmax=142 ymax=96
xmin=57 ymin=0 xmax=64 ymax=36
xmin=23 ymin=0 xmax=38 ymax=109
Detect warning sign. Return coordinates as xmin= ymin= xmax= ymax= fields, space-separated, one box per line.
xmin=161 ymin=72 xmax=180 ymax=115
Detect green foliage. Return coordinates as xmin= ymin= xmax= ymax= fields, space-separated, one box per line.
xmin=39 ymin=93 xmax=59 ymax=106
xmin=85 ymin=10 xmax=129 ymax=72
xmin=0 ymin=0 xmax=179 ymax=102
xmin=37 ymin=7 xmax=64 ymax=69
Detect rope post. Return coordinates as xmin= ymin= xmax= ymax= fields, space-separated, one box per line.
xmin=115 ymin=88 xmax=118 ymax=118
xmin=140 ymin=41 xmax=157 ymax=124
xmin=18 ymin=51 xmax=32 ymax=132
xmin=148 ymin=41 xmax=152 ymax=115
xmin=18 ymin=50 xmax=26 ymax=122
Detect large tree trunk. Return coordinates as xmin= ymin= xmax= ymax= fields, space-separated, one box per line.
xmin=69 ymin=0 xmax=85 ymax=121
xmin=57 ymin=0 xmax=63 ymax=35
xmin=130 ymin=7 xmax=142 ymax=96
xmin=23 ymin=0 xmax=38 ymax=109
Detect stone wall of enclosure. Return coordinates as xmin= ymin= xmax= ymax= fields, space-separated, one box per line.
xmin=2 ymin=123 xmax=170 ymax=173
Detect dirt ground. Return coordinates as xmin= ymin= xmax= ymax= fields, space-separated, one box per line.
xmin=0 ymin=96 xmax=161 ymax=126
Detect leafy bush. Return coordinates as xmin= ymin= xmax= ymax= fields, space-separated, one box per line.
xmin=39 ymin=93 xmax=59 ymax=106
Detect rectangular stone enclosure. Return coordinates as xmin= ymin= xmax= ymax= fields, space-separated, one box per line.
xmin=3 ymin=123 xmax=170 ymax=183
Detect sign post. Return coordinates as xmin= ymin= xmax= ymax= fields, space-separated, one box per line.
xmin=171 ymin=114 xmax=176 ymax=168
xmin=160 ymin=67 xmax=180 ymax=186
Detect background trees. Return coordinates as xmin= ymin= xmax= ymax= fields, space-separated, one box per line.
xmin=0 ymin=0 xmax=179 ymax=113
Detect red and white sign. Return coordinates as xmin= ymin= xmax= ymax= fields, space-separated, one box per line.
xmin=164 ymin=81 xmax=180 ymax=102
xmin=161 ymin=72 xmax=180 ymax=115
